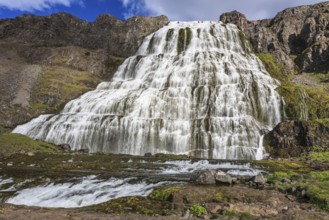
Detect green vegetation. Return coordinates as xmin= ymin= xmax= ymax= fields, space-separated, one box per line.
xmin=257 ymin=53 xmax=329 ymax=120
xmin=0 ymin=133 xmax=60 ymax=157
xmin=92 ymin=196 xmax=159 ymax=215
xmin=189 ymin=204 xmax=207 ymax=216
xmin=149 ymin=186 xmax=182 ymax=201
xmin=239 ymin=31 xmax=251 ymax=53
xmin=31 ymin=66 xmax=100 ymax=113
xmin=177 ymin=28 xmax=192 ymax=54
xmin=252 ymin=160 xmax=306 ymax=173
xmin=256 ymin=158 xmax=329 ymax=211
xmin=153 ymin=153 xmax=190 ymax=159
xmin=267 ymin=171 xmax=300 ymax=182
xmin=280 ymin=82 xmax=329 ymax=119
xmin=0 ymin=126 xmax=11 ymax=134
xmin=166 ymin=28 xmax=174 ymax=41
xmin=222 ymin=210 xmax=252 ymax=219
xmin=306 ymin=152 xmax=329 ymax=162
xmin=256 ymin=53 xmax=288 ymax=82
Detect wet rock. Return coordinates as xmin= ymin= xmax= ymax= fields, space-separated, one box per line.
xmin=77 ymin=148 xmax=89 ymax=154
xmin=59 ymin=144 xmax=71 ymax=151
xmin=282 ymin=177 xmax=291 ymax=183
xmin=252 ymin=173 xmax=267 ymax=187
xmin=7 ymin=162 xmax=13 ymax=166
xmin=214 ymin=171 xmax=232 ymax=185
xmin=27 ymin=152 xmax=35 ymax=156
xmin=144 ymin=152 xmax=152 ymax=157
xmin=190 ymin=169 xmax=216 ymax=185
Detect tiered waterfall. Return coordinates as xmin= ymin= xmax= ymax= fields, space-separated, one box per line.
xmin=13 ymin=21 xmax=282 ymax=159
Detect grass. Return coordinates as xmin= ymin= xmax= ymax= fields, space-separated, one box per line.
xmin=189 ymin=204 xmax=207 ymax=217
xmin=0 ymin=133 xmax=60 ymax=157
xmin=306 ymin=152 xmax=329 ymax=163
xmin=31 ymin=66 xmax=100 ymax=112
xmin=149 ymin=186 xmax=182 ymax=201
xmin=256 ymin=53 xmax=289 ymax=82
xmin=257 ymin=53 xmax=329 ymax=120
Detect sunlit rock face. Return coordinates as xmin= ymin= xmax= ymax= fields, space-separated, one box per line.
xmin=13 ymin=21 xmax=282 ymax=159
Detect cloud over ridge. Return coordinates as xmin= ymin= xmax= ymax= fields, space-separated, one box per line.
xmin=120 ymin=0 xmax=327 ymax=21
xmin=0 ymin=0 xmax=84 ymax=12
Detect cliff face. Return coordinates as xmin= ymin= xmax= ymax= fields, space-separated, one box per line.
xmin=220 ymin=2 xmax=329 ymax=73
xmin=0 ymin=13 xmax=169 ymax=57
xmin=221 ymin=2 xmax=329 ymax=158
xmin=0 ymin=13 xmax=169 ymax=130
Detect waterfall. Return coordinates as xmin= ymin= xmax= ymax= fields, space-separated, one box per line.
xmin=13 ymin=21 xmax=282 ymax=160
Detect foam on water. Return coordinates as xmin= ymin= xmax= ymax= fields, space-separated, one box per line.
xmin=161 ymin=160 xmax=262 ymax=175
xmin=6 ymin=175 xmax=175 ymax=208
xmin=0 ymin=177 xmax=14 ymax=188
xmin=13 ymin=21 xmax=282 ymax=159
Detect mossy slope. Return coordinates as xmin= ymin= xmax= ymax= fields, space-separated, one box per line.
xmin=0 ymin=133 xmax=60 ymax=157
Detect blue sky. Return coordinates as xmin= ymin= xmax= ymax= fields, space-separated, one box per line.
xmin=0 ymin=0 xmax=327 ymax=21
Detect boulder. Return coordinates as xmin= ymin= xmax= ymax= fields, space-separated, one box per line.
xmin=191 ymin=169 xmax=216 ymax=185
xmin=59 ymin=144 xmax=71 ymax=151
xmin=214 ymin=171 xmax=232 ymax=185
xmin=252 ymin=173 xmax=267 ymax=186
xmin=264 ymin=120 xmax=329 ymax=157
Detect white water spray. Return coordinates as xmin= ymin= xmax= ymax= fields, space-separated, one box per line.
xmin=13 ymin=21 xmax=281 ymax=159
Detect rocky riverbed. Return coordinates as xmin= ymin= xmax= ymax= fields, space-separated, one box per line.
xmin=1 ymin=152 xmax=329 ymax=219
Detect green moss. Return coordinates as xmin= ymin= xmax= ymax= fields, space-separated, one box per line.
xmin=267 ymin=171 xmax=299 ymax=182
xmin=257 ymin=53 xmax=329 ymax=120
xmin=89 ymin=196 xmax=172 ymax=215
xmin=189 ymin=204 xmax=207 ymax=217
xmin=306 ymin=152 xmax=329 ymax=162
xmin=149 ymin=186 xmax=182 ymax=201
xmin=307 ymin=180 xmax=329 ymax=211
xmin=0 ymin=133 xmax=60 ymax=157
xmin=252 ymin=160 xmax=306 ymax=173
xmin=239 ymin=31 xmax=251 ymax=53
xmin=177 ymin=28 xmax=192 ymax=54
xmin=166 ymin=28 xmax=174 ymax=41
xmin=0 ymin=126 xmax=11 ymax=135
xmin=31 ymin=66 xmax=100 ymax=113
xmin=222 ymin=210 xmax=253 ymax=219
xmin=256 ymin=53 xmax=288 ymax=81
xmin=154 ymin=153 xmax=190 ymax=159
xmin=279 ymin=82 xmax=329 ymax=120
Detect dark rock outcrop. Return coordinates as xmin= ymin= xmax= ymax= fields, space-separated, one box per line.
xmin=0 ymin=13 xmax=169 ymax=58
xmin=264 ymin=120 xmax=329 ymax=157
xmin=220 ymin=2 xmax=329 ymax=73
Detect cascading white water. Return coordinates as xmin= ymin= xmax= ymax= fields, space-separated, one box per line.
xmin=13 ymin=21 xmax=281 ymax=159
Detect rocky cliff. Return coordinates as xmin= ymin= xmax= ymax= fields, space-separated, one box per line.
xmin=0 ymin=13 xmax=168 ymax=130
xmin=220 ymin=1 xmax=329 ymax=73
xmin=264 ymin=120 xmax=329 ymax=157
xmin=220 ymin=2 xmax=329 ymax=157
xmin=0 ymin=13 xmax=169 ymax=57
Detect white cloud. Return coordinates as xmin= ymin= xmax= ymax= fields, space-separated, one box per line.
xmin=120 ymin=0 xmax=145 ymax=19
xmin=0 ymin=0 xmax=84 ymax=12
xmin=120 ymin=0 xmax=327 ymax=21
